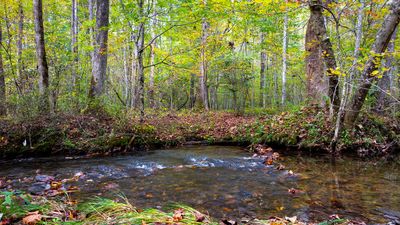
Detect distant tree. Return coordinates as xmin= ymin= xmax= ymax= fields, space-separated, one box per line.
xmin=0 ymin=23 xmax=6 ymax=116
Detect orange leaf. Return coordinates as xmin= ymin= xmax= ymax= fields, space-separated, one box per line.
xmin=22 ymin=212 xmax=42 ymax=225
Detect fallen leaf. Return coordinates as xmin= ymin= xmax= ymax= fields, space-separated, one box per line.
xmin=173 ymin=208 xmax=184 ymax=222
xmin=22 ymin=212 xmax=42 ymax=225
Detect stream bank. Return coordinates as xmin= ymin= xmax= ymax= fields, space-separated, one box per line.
xmin=0 ymin=106 xmax=398 ymax=159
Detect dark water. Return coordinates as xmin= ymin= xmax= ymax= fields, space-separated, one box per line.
xmin=1 ymin=146 xmax=400 ymax=223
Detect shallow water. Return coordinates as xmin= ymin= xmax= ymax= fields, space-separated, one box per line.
xmin=1 ymin=146 xmax=400 ymax=223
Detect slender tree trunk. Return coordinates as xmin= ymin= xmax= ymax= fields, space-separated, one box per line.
xmin=136 ymin=0 xmax=145 ymax=121
xmin=189 ymin=73 xmax=196 ymax=108
xmin=344 ymin=0 xmax=400 ymax=128
xmin=71 ymin=0 xmax=79 ymax=95
xmin=88 ymin=0 xmax=109 ymax=99
xmin=131 ymin=32 xmax=138 ymax=108
xmin=259 ymin=33 xmax=266 ymax=108
xmin=148 ymin=0 xmax=157 ymax=108
xmin=123 ymin=44 xmax=130 ymax=106
xmin=0 ymin=25 xmax=6 ymax=116
xmin=374 ymin=29 xmax=397 ymax=114
xmin=200 ymin=0 xmax=209 ymax=110
xmin=331 ymin=0 xmax=365 ymax=150
xmin=88 ymin=0 xmax=94 ymax=61
xmin=281 ymin=6 xmax=288 ymax=105
xmin=34 ymin=0 xmax=50 ymax=112
xmin=17 ymin=1 xmax=24 ymax=90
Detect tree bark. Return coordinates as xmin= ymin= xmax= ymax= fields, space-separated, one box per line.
xmin=0 ymin=24 xmax=6 ymax=116
xmin=259 ymin=33 xmax=266 ymax=108
xmin=34 ymin=0 xmax=50 ymax=112
xmin=305 ymin=1 xmax=326 ymax=105
xmin=89 ymin=0 xmax=109 ymax=99
xmin=305 ymin=0 xmax=340 ymax=109
xmin=344 ymin=0 xmax=400 ymax=128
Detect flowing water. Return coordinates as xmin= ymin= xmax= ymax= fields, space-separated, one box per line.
xmin=1 ymin=146 xmax=400 ymax=223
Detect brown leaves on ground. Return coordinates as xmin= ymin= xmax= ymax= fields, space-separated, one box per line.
xmin=22 ymin=211 xmax=42 ymax=225
xmin=172 ymin=208 xmax=184 ymax=222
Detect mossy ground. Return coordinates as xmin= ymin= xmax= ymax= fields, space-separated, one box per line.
xmin=0 ymin=106 xmax=398 ymax=159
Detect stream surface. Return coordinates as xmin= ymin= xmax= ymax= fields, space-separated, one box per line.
xmin=1 ymin=146 xmax=400 ymax=223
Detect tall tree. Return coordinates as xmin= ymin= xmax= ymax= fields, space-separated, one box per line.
xmin=89 ymin=0 xmax=109 ymax=100
xmin=136 ymin=0 xmax=145 ymax=120
xmin=259 ymin=33 xmax=266 ymax=108
xmin=305 ymin=0 xmax=326 ymax=105
xmin=34 ymin=0 xmax=50 ymax=112
xmin=0 ymin=23 xmax=6 ymax=116
xmin=344 ymin=0 xmax=400 ymax=128
xmin=305 ymin=0 xmax=339 ymax=109
xmin=17 ymin=0 xmax=24 ymax=89
xmin=71 ymin=0 xmax=79 ymax=92
xmin=281 ymin=4 xmax=288 ymax=105
xmin=199 ymin=0 xmax=209 ymax=110
xmin=148 ymin=0 xmax=157 ymax=108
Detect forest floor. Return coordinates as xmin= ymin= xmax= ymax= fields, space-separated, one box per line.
xmin=0 ymin=106 xmax=398 ymax=159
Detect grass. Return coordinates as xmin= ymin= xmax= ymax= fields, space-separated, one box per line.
xmin=0 ymin=192 xmax=354 ymax=225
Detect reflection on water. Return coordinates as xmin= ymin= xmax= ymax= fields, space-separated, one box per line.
xmin=1 ymin=146 xmax=399 ymax=223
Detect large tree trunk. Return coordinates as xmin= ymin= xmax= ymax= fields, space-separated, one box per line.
xmin=89 ymin=0 xmax=109 ymax=99
xmin=0 ymin=25 xmax=6 ymax=116
xmin=305 ymin=1 xmax=326 ymax=105
xmin=199 ymin=0 xmax=209 ymax=110
xmin=305 ymin=0 xmax=339 ymax=108
xmin=259 ymin=33 xmax=266 ymax=108
xmin=374 ymin=29 xmax=397 ymax=114
xmin=344 ymin=0 xmax=400 ymax=128
xmin=281 ymin=7 xmax=288 ymax=105
xmin=34 ymin=0 xmax=50 ymax=112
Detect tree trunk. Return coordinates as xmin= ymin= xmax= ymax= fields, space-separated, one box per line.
xmin=136 ymin=0 xmax=145 ymax=121
xmin=148 ymin=0 xmax=157 ymax=108
xmin=17 ymin=1 xmax=24 ymax=91
xmin=34 ymin=0 xmax=50 ymax=112
xmin=189 ymin=73 xmax=196 ymax=109
xmin=199 ymin=0 xmax=209 ymax=110
xmin=89 ymin=0 xmax=109 ymax=99
xmin=0 ymin=25 xmax=6 ymax=116
xmin=344 ymin=0 xmax=400 ymax=128
xmin=305 ymin=1 xmax=326 ymax=105
xmin=374 ymin=28 xmax=397 ymax=114
xmin=331 ymin=1 xmax=365 ymax=151
xmin=259 ymin=33 xmax=266 ymax=108
xmin=281 ymin=6 xmax=288 ymax=105
xmin=71 ymin=0 xmax=79 ymax=95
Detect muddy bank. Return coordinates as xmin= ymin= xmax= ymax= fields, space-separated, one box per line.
xmin=0 ymin=107 xmax=399 ymax=159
